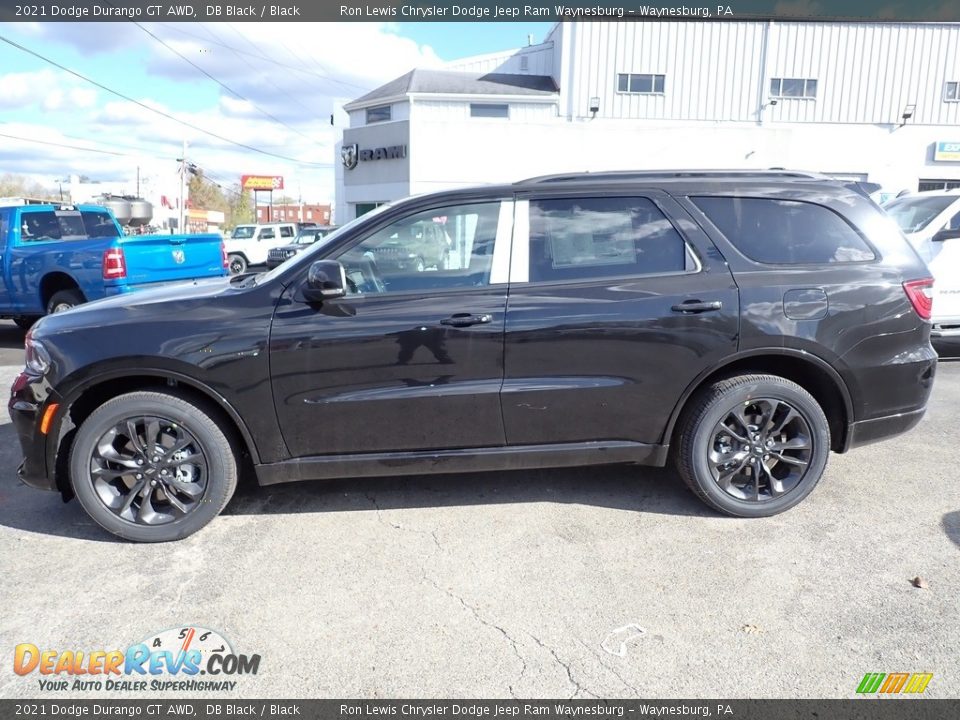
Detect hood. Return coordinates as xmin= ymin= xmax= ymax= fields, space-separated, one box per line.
xmin=33 ymin=276 xmax=237 ymax=336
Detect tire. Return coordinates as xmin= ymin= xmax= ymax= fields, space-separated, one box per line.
xmin=674 ymin=374 xmax=830 ymax=518
xmin=13 ymin=316 xmax=39 ymax=330
xmin=69 ymin=391 xmax=238 ymax=542
xmin=228 ymin=254 xmax=247 ymax=275
xmin=47 ymin=289 xmax=85 ymax=315
xmin=414 ymin=256 xmax=425 ymax=272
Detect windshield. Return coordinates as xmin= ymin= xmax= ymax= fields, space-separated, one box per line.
xmin=294 ymin=229 xmax=331 ymax=245
xmin=883 ymin=196 xmax=957 ymax=234
xmin=256 ymin=204 xmax=397 ymax=285
xmin=231 ymin=225 xmax=255 ymax=239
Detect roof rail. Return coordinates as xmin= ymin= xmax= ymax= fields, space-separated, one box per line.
xmin=518 ymin=169 xmax=830 ymax=184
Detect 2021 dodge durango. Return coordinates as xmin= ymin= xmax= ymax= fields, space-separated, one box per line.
xmin=9 ymin=171 xmax=937 ymax=542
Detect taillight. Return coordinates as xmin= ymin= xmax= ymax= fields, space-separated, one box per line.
xmin=221 ymin=241 xmax=229 ymax=270
xmin=903 ymin=278 xmax=934 ymax=320
xmin=102 ymin=248 xmax=127 ymax=280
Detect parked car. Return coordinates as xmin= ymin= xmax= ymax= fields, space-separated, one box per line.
xmin=0 ymin=200 xmax=228 ymax=328
xmin=265 ymin=225 xmax=338 ymax=269
xmin=882 ymin=189 xmax=960 ymax=339
xmin=224 ymin=222 xmax=297 ymax=274
xmin=10 ymin=171 xmax=937 ymax=541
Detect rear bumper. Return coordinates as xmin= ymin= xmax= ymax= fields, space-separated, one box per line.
xmin=846 ymin=406 xmax=927 ymax=450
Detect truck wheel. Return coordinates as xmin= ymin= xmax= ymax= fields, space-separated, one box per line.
xmin=675 ymin=374 xmax=830 ymax=518
xmin=13 ymin=316 xmax=39 ymax=330
xmin=69 ymin=390 xmax=238 ymax=542
xmin=228 ymin=254 xmax=247 ymax=275
xmin=47 ymin=289 xmax=85 ymax=314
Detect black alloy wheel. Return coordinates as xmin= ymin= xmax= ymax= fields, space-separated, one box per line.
xmin=676 ymin=374 xmax=830 ymax=517
xmin=70 ymin=391 xmax=238 ymax=542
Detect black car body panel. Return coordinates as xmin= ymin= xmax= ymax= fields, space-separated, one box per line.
xmin=10 ymin=173 xmax=936 ymax=514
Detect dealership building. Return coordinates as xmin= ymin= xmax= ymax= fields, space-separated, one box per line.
xmin=334 ymin=20 xmax=960 ymax=222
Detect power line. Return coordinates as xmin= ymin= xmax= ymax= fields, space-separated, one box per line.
xmin=159 ymin=22 xmax=372 ymax=95
xmin=197 ymin=23 xmax=322 ymax=119
xmin=0 ymin=131 xmax=131 ymax=157
xmin=0 ymin=33 xmax=329 ymax=167
xmin=131 ymin=22 xmax=317 ymax=144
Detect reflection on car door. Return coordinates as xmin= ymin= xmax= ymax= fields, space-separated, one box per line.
xmin=501 ymin=192 xmax=740 ymax=448
xmin=269 ymin=199 xmax=513 ymax=457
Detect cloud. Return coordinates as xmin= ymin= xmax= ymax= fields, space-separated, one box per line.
xmin=0 ymin=22 xmax=447 ymax=205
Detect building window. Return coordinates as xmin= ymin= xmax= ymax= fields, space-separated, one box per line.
xmin=520 ymin=56 xmax=529 ymax=71
xmin=770 ymin=78 xmax=818 ymax=99
xmin=617 ymin=73 xmax=665 ymax=94
xmin=945 ymin=82 xmax=959 ymax=102
xmin=919 ymin=179 xmax=960 ymax=192
xmin=470 ymin=103 xmax=509 ymax=118
xmin=365 ymin=105 xmax=391 ymax=123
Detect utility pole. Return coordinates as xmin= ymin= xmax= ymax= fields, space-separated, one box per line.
xmin=178 ymin=139 xmax=187 ymax=232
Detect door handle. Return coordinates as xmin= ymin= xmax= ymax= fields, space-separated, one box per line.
xmin=671 ymin=300 xmax=723 ymax=314
xmin=440 ymin=313 xmax=493 ymax=328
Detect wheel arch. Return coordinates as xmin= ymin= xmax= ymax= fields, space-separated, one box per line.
xmin=663 ymin=349 xmax=854 ymax=454
xmin=39 ymin=272 xmax=84 ymax=309
xmin=51 ymin=369 xmax=262 ymax=498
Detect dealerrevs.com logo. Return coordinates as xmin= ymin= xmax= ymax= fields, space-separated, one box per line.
xmin=13 ymin=626 xmax=261 ymax=692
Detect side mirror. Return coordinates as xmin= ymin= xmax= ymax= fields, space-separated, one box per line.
xmin=932 ymin=228 xmax=960 ymax=242
xmin=302 ymin=260 xmax=347 ymax=302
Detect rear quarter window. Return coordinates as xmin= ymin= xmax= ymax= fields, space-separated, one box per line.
xmin=691 ymin=196 xmax=875 ymax=264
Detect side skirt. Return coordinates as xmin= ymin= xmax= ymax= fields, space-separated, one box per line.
xmin=254 ymin=441 xmax=670 ymax=486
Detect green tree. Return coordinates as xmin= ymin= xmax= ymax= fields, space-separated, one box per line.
xmin=187 ymin=170 xmax=228 ymax=214
xmin=227 ymin=185 xmax=254 ymax=227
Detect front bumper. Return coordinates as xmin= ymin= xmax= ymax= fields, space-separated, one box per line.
xmin=8 ymin=370 xmax=59 ymax=492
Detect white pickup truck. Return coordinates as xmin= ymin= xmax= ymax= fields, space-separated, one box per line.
xmin=223 ymin=222 xmax=297 ymax=274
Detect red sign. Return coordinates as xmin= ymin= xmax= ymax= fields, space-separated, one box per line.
xmin=241 ymin=175 xmax=284 ymax=191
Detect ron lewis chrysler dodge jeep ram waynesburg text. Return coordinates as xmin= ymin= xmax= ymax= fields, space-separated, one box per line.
xmin=10 ymin=171 xmax=937 ymax=542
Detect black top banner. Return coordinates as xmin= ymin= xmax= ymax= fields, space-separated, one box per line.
xmin=0 ymin=0 xmax=959 ymax=22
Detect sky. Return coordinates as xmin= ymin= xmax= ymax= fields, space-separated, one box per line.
xmin=0 ymin=21 xmax=554 ymax=206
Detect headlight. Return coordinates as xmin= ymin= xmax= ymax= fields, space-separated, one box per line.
xmin=24 ymin=332 xmax=52 ymax=376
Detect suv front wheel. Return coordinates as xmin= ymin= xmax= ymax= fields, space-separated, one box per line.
xmin=69 ymin=391 xmax=238 ymax=542
xmin=676 ymin=374 xmax=830 ymax=517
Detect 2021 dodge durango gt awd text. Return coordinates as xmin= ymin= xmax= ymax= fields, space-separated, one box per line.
xmin=9 ymin=172 xmax=938 ymax=542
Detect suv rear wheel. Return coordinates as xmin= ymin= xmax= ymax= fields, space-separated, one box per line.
xmin=69 ymin=391 xmax=238 ymax=542
xmin=676 ymin=374 xmax=829 ymax=517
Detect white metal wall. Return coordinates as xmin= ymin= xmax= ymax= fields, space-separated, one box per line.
xmin=412 ymin=100 xmax=557 ymax=123
xmin=445 ymin=43 xmax=556 ymax=77
xmin=565 ymin=21 xmax=960 ymax=126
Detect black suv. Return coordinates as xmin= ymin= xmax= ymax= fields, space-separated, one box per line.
xmin=9 ymin=171 xmax=937 ymax=542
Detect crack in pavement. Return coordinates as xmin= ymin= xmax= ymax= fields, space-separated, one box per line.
xmin=529 ymin=634 xmax=598 ymax=700
xmin=423 ymin=575 xmax=526 ymax=698
xmin=364 ymin=492 xmax=442 ymax=549
xmin=576 ymin=638 xmax=642 ymax=696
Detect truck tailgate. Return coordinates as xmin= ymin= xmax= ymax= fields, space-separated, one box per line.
xmin=120 ymin=233 xmax=225 ymax=284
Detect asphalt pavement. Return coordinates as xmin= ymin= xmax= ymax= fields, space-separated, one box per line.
xmin=1 ymin=319 xmax=958 ymax=699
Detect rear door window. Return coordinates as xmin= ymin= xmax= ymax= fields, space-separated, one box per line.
xmin=692 ymin=196 xmax=875 ymax=264
xmin=280 ymin=226 xmax=295 ymax=238
xmin=527 ymin=196 xmax=691 ymax=282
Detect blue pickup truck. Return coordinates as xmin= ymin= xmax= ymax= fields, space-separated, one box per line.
xmin=0 ymin=201 xmax=227 ymax=328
